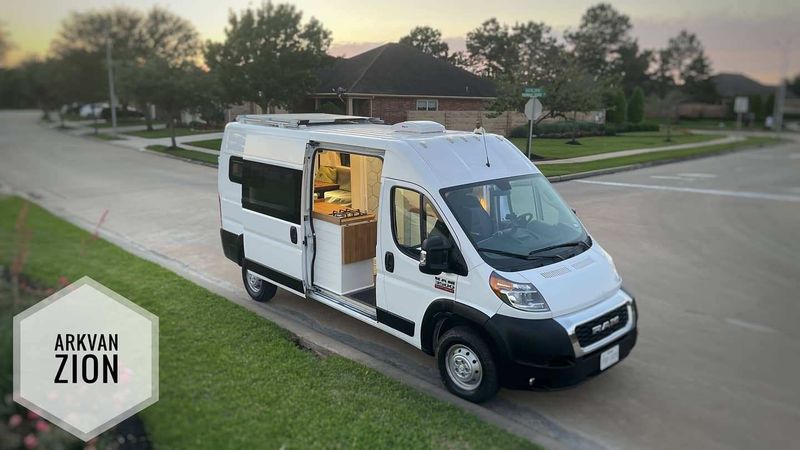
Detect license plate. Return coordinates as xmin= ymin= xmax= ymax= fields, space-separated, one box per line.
xmin=600 ymin=345 xmax=619 ymax=371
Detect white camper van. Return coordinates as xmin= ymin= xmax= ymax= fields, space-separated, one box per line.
xmin=218 ymin=114 xmax=637 ymax=402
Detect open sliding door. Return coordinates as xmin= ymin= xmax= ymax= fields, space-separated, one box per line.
xmin=241 ymin=133 xmax=310 ymax=295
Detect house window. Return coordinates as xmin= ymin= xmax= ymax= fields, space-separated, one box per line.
xmin=416 ymin=99 xmax=438 ymax=111
xmin=242 ymin=160 xmax=303 ymax=224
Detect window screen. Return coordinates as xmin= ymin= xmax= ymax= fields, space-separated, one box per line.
xmin=242 ymin=160 xmax=302 ymax=224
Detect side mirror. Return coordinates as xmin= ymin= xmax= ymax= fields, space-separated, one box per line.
xmin=419 ymin=235 xmax=451 ymax=275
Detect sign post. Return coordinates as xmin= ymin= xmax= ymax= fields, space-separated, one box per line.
xmin=733 ymin=96 xmax=749 ymax=130
xmin=524 ymin=96 xmax=543 ymax=159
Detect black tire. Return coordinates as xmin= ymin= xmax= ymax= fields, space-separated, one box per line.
xmin=242 ymin=267 xmax=277 ymax=302
xmin=436 ymin=326 xmax=499 ymax=403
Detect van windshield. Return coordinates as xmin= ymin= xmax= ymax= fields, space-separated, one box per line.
xmin=441 ymin=174 xmax=590 ymax=271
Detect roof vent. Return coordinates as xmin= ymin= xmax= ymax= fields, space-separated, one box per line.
xmin=391 ymin=121 xmax=445 ymax=134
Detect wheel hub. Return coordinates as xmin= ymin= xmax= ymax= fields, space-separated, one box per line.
xmin=246 ymin=270 xmax=262 ymax=293
xmin=445 ymin=344 xmax=482 ymax=391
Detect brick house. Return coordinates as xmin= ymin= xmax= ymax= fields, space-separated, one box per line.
xmin=299 ymin=43 xmax=497 ymax=124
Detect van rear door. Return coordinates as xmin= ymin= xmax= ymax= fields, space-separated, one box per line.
xmin=240 ymin=134 xmax=308 ymax=295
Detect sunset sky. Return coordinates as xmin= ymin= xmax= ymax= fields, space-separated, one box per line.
xmin=1 ymin=0 xmax=797 ymax=84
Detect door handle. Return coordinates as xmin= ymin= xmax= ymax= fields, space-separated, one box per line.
xmin=290 ymin=227 xmax=298 ymax=244
xmin=384 ymin=251 xmax=394 ymax=273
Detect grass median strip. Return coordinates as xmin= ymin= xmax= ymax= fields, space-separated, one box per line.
xmin=538 ymin=136 xmax=782 ymax=177
xmin=184 ymin=138 xmax=222 ymax=151
xmin=0 ymin=197 xmax=536 ymax=449
xmin=511 ymin=131 xmax=717 ymax=160
xmin=125 ymin=128 xmax=222 ymax=139
xmin=146 ymin=144 xmax=219 ymax=165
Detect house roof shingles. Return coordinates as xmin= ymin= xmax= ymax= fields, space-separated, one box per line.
xmin=316 ymin=43 xmax=496 ymax=98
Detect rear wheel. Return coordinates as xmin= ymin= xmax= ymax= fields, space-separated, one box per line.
xmin=242 ymin=267 xmax=277 ymax=302
xmin=436 ymin=326 xmax=499 ymax=403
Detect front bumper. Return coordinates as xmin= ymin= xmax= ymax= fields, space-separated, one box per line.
xmin=484 ymin=292 xmax=638 ymax=389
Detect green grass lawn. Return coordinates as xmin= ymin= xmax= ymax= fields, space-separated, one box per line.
xmin=92 ymin=120 xmax=158 ymax=129
xmin=511 ymin=130 xmax=718 ymax=160
xmin=184 ymin=138 xmax=222 ymax=151
xmin=538 ymin=136 xmax=781 ymax=177
xmin=125 ymin=127 xmax=222 ymax=139
xmin=0 ymin=196 xmax=536 ymax=449
xmin=146 ymin=145 xmax=219 ymax=165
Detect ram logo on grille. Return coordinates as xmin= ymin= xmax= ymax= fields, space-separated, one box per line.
xmin=592 ymin=315 xmax=620 ymax=335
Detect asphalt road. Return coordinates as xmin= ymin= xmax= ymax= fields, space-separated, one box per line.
xmin=2 ymin=111 xmax=799 ymax=449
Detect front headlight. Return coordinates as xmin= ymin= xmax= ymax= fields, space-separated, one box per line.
xmin=489 ymin=271 xmax=550 ymax=312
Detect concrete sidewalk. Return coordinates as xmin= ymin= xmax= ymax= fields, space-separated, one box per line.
xmin=537 ymin=134 xmax=743 ymax=165
xmin=111 ymin=132 xmax=223 ymax=155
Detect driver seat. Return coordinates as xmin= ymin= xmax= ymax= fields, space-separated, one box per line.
xmin=448 ymin=193 xmax=494 ymax=240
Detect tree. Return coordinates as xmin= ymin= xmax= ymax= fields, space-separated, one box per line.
xmin=399 ymin=26 xmax=449 ymax=59
xmin=765 ymin=93 xmax=775 ymax=118
xmin=0 ymin=23 xmax=12 ymax=68
xmin=466 ymin=19 xmax=562 ymax=108
xmin=789 ymin=74 xmax=800 ymax=97
xmin=51 ymin=7 xmax=145 ymax=63
xmin=628 ymin=87 xmax=645 ymax=123
xmin=606 ymin=89 xmax=627 ymax=124
xmin=130 ymin=58 xmax=207 ymax=147
xmin=205 ymin=2 xmax=331 ymax=113
xmin=115 ymin=8 xmax=201 ymax=130
xmin=750 ymin=95 xmax=765 ymax=123
xmin=648 ymin=90 xmax=686 ymax=142
xmin=655 ymin=30 xmax=715 ymax=100
xmin=565 ymin=3 xmax=633 ymax=78
xmin=617 ymin=41 xmax=653 ymax=95
xmin=465 ymin=18 xmax=517 ymax=78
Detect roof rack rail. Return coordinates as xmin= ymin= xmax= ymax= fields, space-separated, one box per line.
xmin=236 ymin=113 xmax=384 ymax=128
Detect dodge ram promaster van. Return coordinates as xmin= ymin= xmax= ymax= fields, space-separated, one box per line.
xmin=218 ymin=113 xmax=637 ymax=402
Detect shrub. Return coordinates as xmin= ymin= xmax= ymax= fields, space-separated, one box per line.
xmin=510 ymin=121 xmax=606 ymax=138
xmin=627 ymin=87 xmax=645 ymax=124
xmin=606 ymin=89 xmax=627 ymax=124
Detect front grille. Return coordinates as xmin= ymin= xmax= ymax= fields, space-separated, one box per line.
xmin=575 ymin=305 xmax=629 ymax=347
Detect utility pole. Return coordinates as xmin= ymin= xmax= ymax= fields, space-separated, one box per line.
xmin=106 ymin=39 xmax=118 ymax=135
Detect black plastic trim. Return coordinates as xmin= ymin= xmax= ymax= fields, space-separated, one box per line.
xmin=220 ymin=229 xmax=241 ymax=265
xmin=420 ymin=299 xmax=490 ymax=355
xmin=377 ymin=308 xmax=415 ymax=337
xmin=243 ymin=258 xmax=304 ymax=294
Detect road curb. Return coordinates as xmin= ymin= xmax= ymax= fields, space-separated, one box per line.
xmin=140 ymin=147 xmax=218 ymax=168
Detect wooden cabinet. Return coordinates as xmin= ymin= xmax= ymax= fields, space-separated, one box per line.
xmin=312 ymin=211 xmax=376 ymax=295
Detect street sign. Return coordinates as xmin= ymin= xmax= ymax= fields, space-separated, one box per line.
xmin=524 ymin=98 xmax=543 ymax=121
xmin=733 ymin=96 xmax=749 ymax=114
xmin=522 ymin=87 xmax=546 ymax=98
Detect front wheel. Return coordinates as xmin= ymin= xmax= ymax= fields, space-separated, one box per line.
xmin=242 ymin=267 xmax=277 ymax=302
xmin=436 ymin=326 xmax=499 ymax=403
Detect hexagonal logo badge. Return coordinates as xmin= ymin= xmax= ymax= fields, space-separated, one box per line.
xmin=13 ymin=276 xmax=158 ymax=441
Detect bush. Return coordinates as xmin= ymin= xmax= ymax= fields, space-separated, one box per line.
xmin=627 ymin=87 xmax=645 ymax=124
xmin=606 ymin=89 xmax=627 ymax=124
xmin=510 ymin=121 xmax=606 ymax=139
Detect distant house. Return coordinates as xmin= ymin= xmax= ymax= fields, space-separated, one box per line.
xmin=299 ymin=43 xmax=497 ymax=124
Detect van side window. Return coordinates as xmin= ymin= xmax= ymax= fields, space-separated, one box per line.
xmin=229 ymin=156 xmax=243 ymax=183
xmin=391 ymin=187 xmax=455 ymax=261
xmin=242 ymin=160 xmax=302 ymax=224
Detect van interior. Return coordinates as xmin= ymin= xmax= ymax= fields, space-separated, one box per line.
xmin=311 ymin=150 xmax=383 ymax=309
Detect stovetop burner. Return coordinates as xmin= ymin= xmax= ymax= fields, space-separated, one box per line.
xmin=330 ymin=208 xmax=368 ymax=218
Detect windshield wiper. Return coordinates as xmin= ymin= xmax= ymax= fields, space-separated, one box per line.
xmin=528 ymin=239 xmax=589 ymax=256
xmin=477 ymin=247 xmax=564 ymax=261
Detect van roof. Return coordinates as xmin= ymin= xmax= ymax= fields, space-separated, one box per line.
xmin=226 ymin=114 xmax=540 ymax=190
